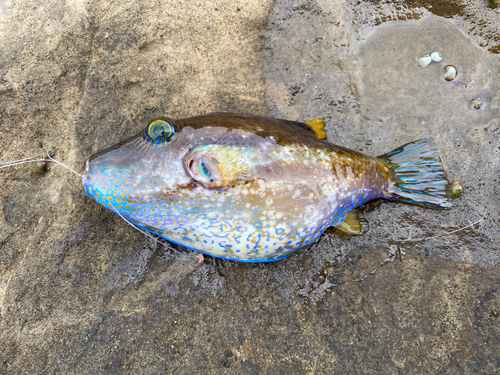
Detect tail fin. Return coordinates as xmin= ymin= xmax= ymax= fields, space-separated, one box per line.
xmin=379 ymin=139 xmax=451 ymax=208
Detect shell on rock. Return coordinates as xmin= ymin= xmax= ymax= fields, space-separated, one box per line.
xmin=430 ymin=52 xmax=443 ymax=62
xmin=418 ymin=55 xmax=432 ymax=68
xmin=443 ymin=65 xmax=457 ymax=81
xmin=471 ymin=98 xmax=483 ymax=110
xmin=447 ymin=178 xmax=464 ymax=199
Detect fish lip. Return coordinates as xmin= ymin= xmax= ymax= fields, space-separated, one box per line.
xmin=82 ymin=160 xmax=90 ymax=186
xmin=82 ymin=173 xmax=88 ymax=187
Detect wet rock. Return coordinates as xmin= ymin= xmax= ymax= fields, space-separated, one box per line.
xmin=0 ymin=0 xmax=499 ymax=373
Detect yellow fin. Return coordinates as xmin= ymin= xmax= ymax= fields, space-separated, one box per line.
xmin=336 ymin=209 xmax=369 ymax=235
xmin=304 ymin=118 xmax=326 ymax=139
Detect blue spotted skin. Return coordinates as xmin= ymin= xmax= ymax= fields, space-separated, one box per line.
xmin=83 ymin=113 xmax=449 ymax=262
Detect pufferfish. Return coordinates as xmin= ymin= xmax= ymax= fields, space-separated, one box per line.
xmin=83 ymin=113 xmax=451 ymax=262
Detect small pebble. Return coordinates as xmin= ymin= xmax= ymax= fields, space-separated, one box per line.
xmin=28 ymin=160 xmax=48 ymax=174
xmin=197 ymin=253 xmax=205 ymax=264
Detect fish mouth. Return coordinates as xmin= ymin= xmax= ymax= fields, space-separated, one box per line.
xmin=81 ymin=160 xmax=90 ymax=186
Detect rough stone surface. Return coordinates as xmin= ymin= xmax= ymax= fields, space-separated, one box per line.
xmin=1 ymin=0 xmax=499 ymax=373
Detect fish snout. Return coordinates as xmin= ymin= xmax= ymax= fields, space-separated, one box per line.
xmin=81 ymin=159 xmax=90 ymax=188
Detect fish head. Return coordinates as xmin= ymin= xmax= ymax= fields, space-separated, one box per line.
xmin=82 ymin=115 xmax=279 ymax=221
xmin=84 ymin=117 xmax=219 ymax=207
xmin=81 ymin=113 xmax=334 ymax=261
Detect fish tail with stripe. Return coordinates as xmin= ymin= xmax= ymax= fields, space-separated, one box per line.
xmin=379 ymin=139 xmax=452 ymax=208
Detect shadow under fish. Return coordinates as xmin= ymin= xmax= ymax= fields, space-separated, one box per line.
xmin=83 ymin=113 xmax=451 ymax=262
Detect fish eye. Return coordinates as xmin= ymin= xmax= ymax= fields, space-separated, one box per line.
xmin=145 ymin=119 xmax=176 ymax=142
xmin=152 ymin=124 xmax=166 ymax=137
xmin=200 ymin=159 xmax=213 ymax=180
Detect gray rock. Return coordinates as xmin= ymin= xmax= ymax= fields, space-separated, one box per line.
xmin=1 ymin=0 xmax=499 ymax=373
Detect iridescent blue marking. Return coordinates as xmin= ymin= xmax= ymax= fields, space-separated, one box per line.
xmin=253 ymin=233 xmax=262 ymax=249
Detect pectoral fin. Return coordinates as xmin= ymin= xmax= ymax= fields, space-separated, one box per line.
xmin=304 ymin=118 xmax=326 ymax=139
xmin=335 ymin=209 xmax=369 ymax=235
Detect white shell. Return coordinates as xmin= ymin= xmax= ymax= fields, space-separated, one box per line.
xmin=431 ymin=52 xmax=443 ymax=62
xmin=418 ymin=55 xmax=432 ymax=68
xmin=444 ymin=65 xmax=457 ymax=81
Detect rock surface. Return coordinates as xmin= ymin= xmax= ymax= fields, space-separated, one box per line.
xmin=1 ymin=0 xmax=499 ymax=373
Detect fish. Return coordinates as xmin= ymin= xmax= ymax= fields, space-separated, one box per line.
xmin=82 ymin=113 xmax=451 ymax=262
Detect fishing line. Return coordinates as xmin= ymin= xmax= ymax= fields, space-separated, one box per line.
xmin=0 ymin=151 xmax=84 ymax=178
xmin=395 ymin=217 xmax=485 ymax=243
xmin=0 ymin=153 xmax=46 ymax=166
xmin=46 ymin=152 xmax=84 ymax=178
xmin=106 ymin=197 xmax=174 ymax=251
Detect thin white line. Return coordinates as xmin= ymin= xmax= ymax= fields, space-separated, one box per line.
xmin=396 ymin=218 xmax=484 ymax=243
xmin=46 ymin=152 xmax=84 ymax=178
xmin=0 ymin=159 xmax=51 ymax=169
xmin=0 ymin=153 xmax=45 ymax=165
xmin=107 ymin=199 xmax=169 ymax=248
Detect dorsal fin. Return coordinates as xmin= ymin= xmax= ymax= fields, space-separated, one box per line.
xmin=304 ymin=118 xmax=326 ymax=139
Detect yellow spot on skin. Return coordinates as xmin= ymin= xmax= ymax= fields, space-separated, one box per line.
xmin=96 ymin=192 xmax=101 ymax=197
xmin=116 ymin=198 xmax=121 ymax=203
xmin=89 ymin=187 xmax=93 ymax=194
xmin=121 ymin=193 xmax=126 ymax=198
xmin=113 ymin=192 xmax=117 ymax=197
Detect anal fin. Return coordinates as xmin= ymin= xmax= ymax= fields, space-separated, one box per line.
xmin=304 ymin=118 xmax=326 ymax=139
xmin=335 ymin=209 xmax=369 ymax=235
